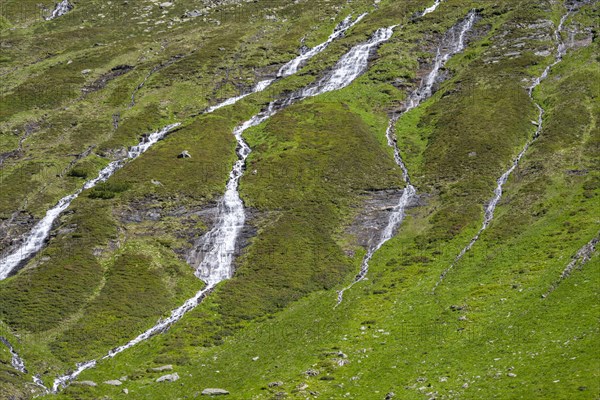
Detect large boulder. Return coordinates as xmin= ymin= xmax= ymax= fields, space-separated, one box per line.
xmin=201 ymin=388 xmax=230 ymax=396
xmin=156 ymin=373 xmax=179 ymax=383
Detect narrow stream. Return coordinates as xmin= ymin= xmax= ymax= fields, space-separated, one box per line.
xmin=336 ymin=10 xmax=476 ymax=306
xmin=433 ymin=5 xmax=574 ymax=293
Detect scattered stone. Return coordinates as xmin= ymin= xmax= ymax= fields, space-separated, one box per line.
xmin=268 ymin=381 xmax=283 ymax=388
xmin=416 ymin=377 xmax=427 ymax=382
xmin=160 ymin=2 xmax=173 ymax=8
xmin=531 ymin=120 xmax=539 ymax=126
xmin=123 ymin=388 xmax=129 ymax=394
xmin=120 ymin=376 xmax=128 ymax=381
xmin=507 ymin=373 xmax=517 ymax=378
xmin=305 ymin=369 xmax=319 ymax=377
xmin=151 ymin=179 xmax=163 ymax=186
xmin=296 ymin=383 xmax=308 ymax=391
xmin=535 ymin=50 xmax=552 ymax=57
xmin=252 ymin=356 xmax=259 ymax=361
xmin=185 ymin=9 xmax=202 ymax=18
xmin=462 ymin=383 xmax=469 ymax=388
xmin=72 ymin=381 xmax=97 ymax=387
xmin=156 ymin=373 xmax=179 ymax=383
xmin=81 ymin=69 xmax=92 ymax=74
xmin=458 ymin=315 xmax=468 ymax=321
xmin=148 ymin=365 xmax=173 ymax=372
xmin=201 ymin=388 xmax=230 ymax=395
xmin=104 ymin=380 xmax=122 ymax=386
xmin=177 ymin=150 xmax=191 ymax=158
xmin=385 ymin=392 xmax=395 ymax=399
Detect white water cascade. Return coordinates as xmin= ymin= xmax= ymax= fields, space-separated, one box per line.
xmin=433 ymin=6 xmax=573 ymax=293
xmin=0 ymin=337 xmax=50 ymax=393
xmin=277 ymin=13 xmax=367 ymax=78
xmin=0 ymin=124 xmax=180 ymax=281
xmin=52 ymin=15 xmax=389 ymax=391
xmin=46 ymin=0 xmax=72 ymax=20
xmin=0 ymin=337 xmax=27 ymax=374
xmin=206 ymin=13 xmax=368 ymax=114
xmin=336 ymin=11 xmax=476 ymax=306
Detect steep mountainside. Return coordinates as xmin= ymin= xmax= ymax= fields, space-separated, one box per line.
xmin=0 ymin=0 xmax=598 ymax=398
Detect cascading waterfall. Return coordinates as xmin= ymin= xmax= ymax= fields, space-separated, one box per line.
xmin=336 ymin=10 xmax=476 ymax=306
xmin=543 ymin=234 xmax=598 ymax=298
xmin=0 ymin=337 xmax=50 ymax=393
xmin=0 ymin=337 xmax=27 ymax=374
xmin=46 ymin=0 xmax=73 ymax=20
xmin=52 ymin=14 xmax=386 ymax=391
xmin=206 ymin=13 xmax=368 ymax=114
xmin=0 ymin=123 xmax=180 ymax=281
xmin=277 ymin=13 xmax=367 ymax=78
xmin=433 ymin=5 xmax=573 ymax=293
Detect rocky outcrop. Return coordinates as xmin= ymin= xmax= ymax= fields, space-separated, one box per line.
xmin=148 ymin=365 xmax=173 ymax=372
xmin=82 ymin=65 xmax=134 ymax=94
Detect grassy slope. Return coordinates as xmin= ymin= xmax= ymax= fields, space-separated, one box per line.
xmin=0 ymin=0 xmax=598 ymax=398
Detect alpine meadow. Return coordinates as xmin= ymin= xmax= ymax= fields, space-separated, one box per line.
xmin=0 ymin=0 xmax=598 ymax=399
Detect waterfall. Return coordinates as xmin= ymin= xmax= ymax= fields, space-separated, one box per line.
xmin=0 ymin=124 xmax=180 ymax=281
xmin=0 ymin=337 xmax=50 ymax=393
xmin=277 ymin=13 xmax=367 ymax=78
xmin=0 ymin=337 xmax=27 ymax=374
xmin=336 ymin=11 xmax=476 ymax=306
xmin=433 ymin=5 xmax=573 ymax=293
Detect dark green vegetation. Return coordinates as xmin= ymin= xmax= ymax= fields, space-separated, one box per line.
xmin=0 ymin=0 xmax=598 ymax=398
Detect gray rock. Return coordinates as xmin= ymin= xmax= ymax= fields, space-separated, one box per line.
xmin=81 ymin=69 xmax=92 ymax=74
xmin=123 ymin=388 xmax=129 ymax=394
xmin=185 ymin=9 xmax=202 ymax=17
xmin=149 ymin=364 xmax=173 ymax=372
xmin=156 ymin=373 xmax=179 ymax=383
xmin=72 ymin=380 xmax=97 ymax=387
xmin=104 ymin=380 xmax=122 ymax=386
xmin=201 ymin=388 xmax=230 ymax=395
xmin=305 ymin=369 xmax=319 ymax=377
xmin=177 ymin=150 xmax=191 ymax=158
xmin=268 ymin=381 xmax=283 ymax=387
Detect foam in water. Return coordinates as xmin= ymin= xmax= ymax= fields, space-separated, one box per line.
xmin=0 ymin=123 xmax=180 ymax=281
xmin=433 ymin=6 xmax=572 ymax=293
xmin=335 ymin=11 xmax=476 ymax=306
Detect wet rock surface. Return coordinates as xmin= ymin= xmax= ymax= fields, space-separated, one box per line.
xmin=346 ymin=189 xmax=421 ymax=252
